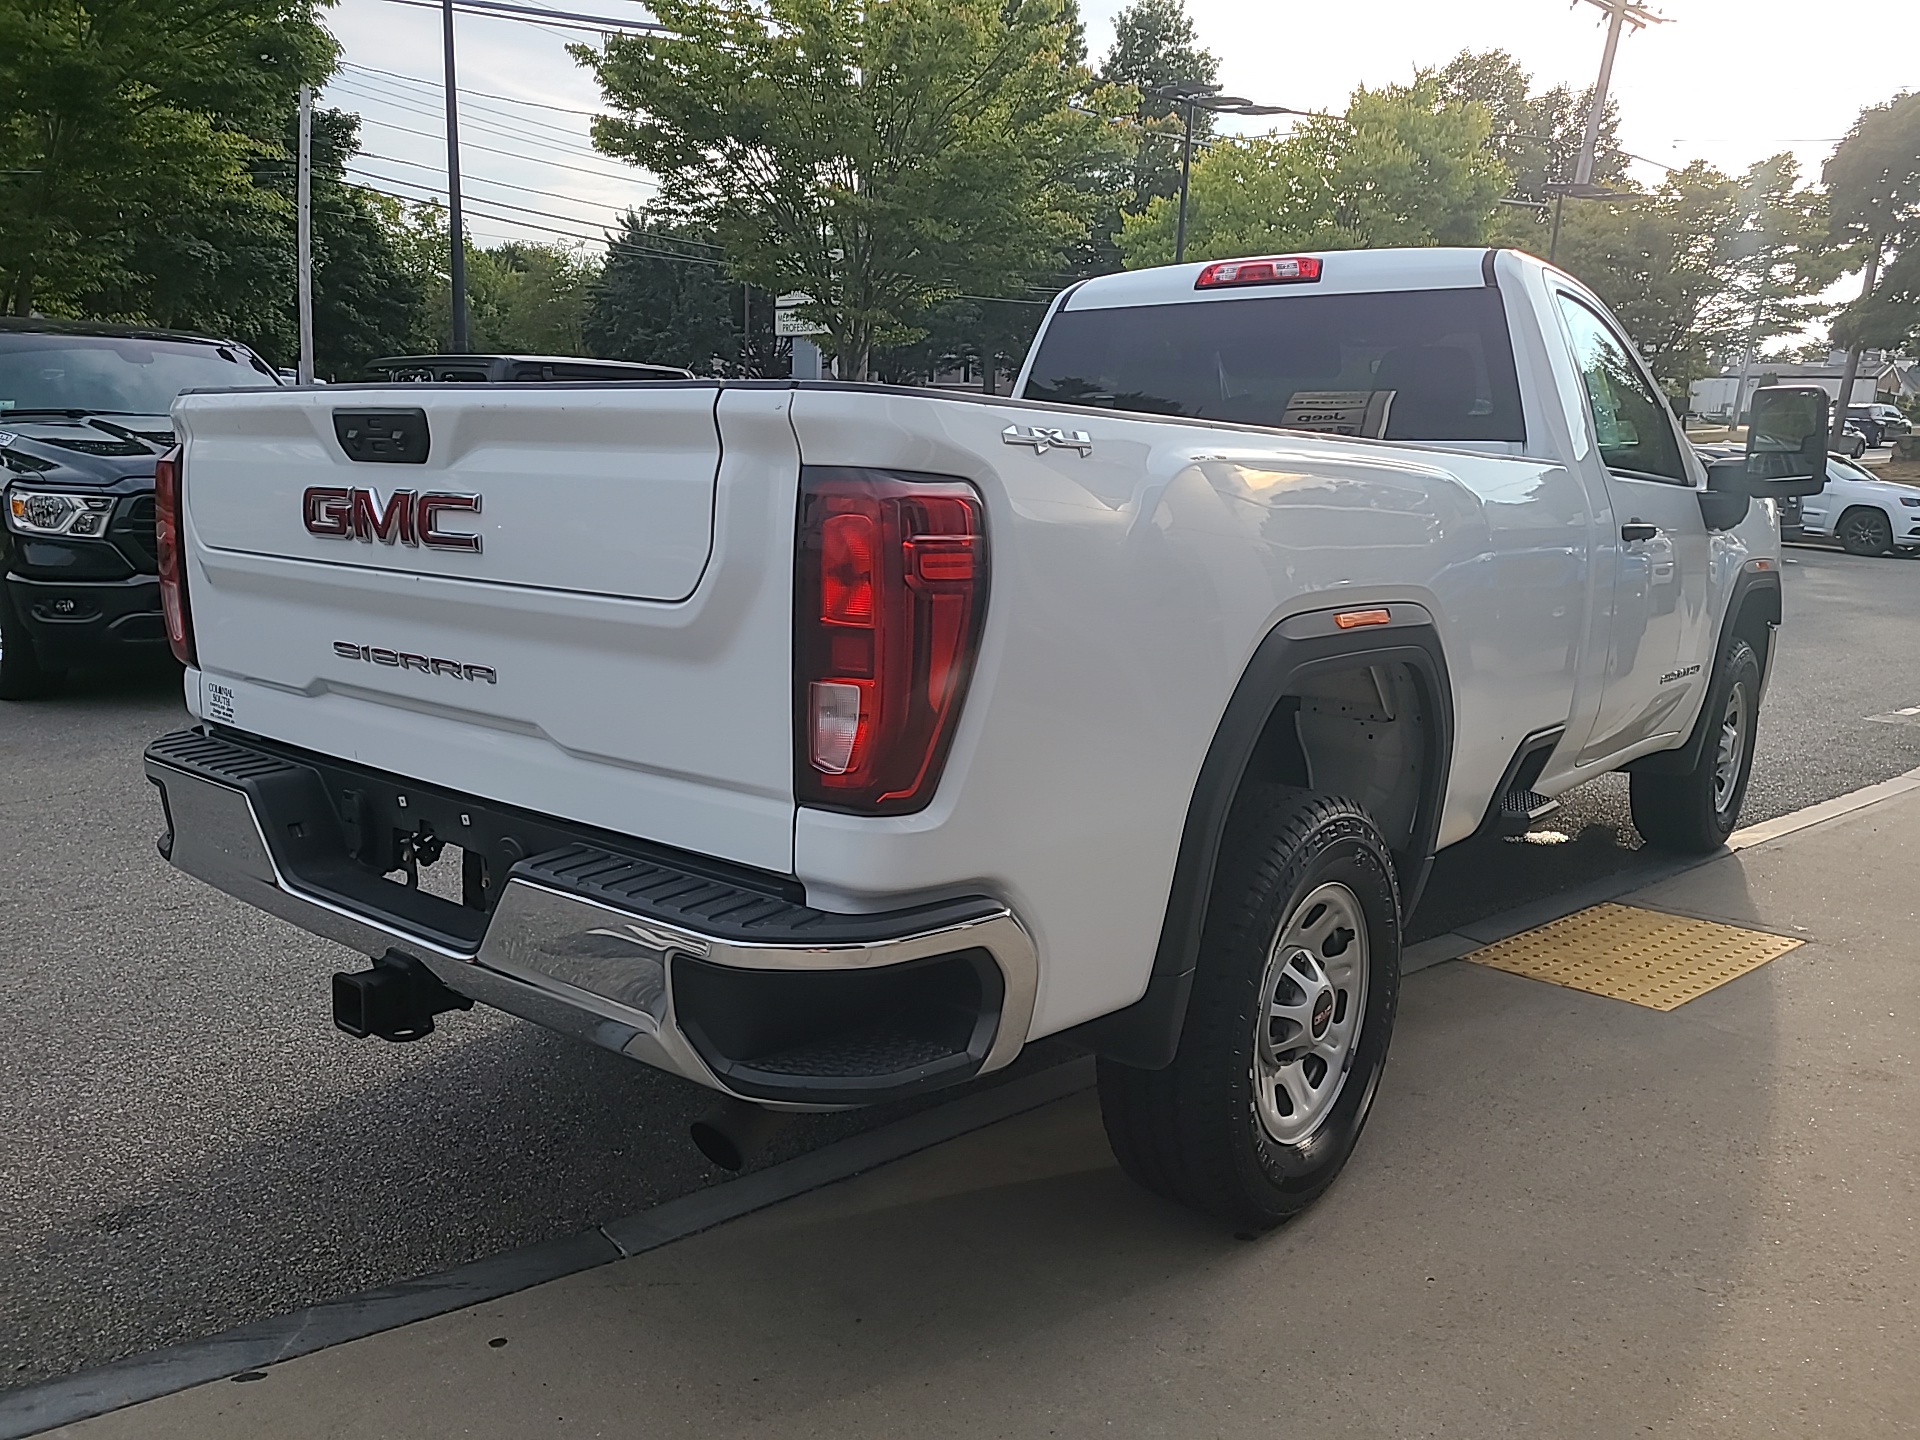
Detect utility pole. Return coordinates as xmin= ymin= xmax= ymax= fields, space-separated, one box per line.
xmin=296 ymin=84 xmax=315 ymax=384
xmin=1571 ymin=0 xmax=1668 ymax=185
xmin=1175 ymin=97 xmax=1197 ymax=265
xmin=442 ymin=0 xmax=469 ymax=353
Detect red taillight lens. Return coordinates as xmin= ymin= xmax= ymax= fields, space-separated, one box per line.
xmin=796 ymin=469 xmax=987 ymax=814
xmin=153 ymin=446 xmax=196 ymax=667
xmin=1194 ymin=255 xmax=1322 ymax=289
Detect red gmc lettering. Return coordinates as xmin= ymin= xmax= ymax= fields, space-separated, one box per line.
xmin=303 ymin=487 xmax=353 ymax=537
xmin=351 ymin=488 xmax=416 ymax=545
xmin=416 ymin=493 xmax=482 ymax=552
xmin=304 ymin=488 xmax=481 ymax=552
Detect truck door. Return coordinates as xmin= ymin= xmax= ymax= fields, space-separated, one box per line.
xmin=1554 ymin=293 xmax=1712 ymax=763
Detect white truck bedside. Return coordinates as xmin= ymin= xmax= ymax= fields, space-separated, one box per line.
xmin=143 ymin=248 xmax=1828 ymax=1225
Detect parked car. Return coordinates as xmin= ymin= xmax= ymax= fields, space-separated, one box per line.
xmin=144 ymin=248 xmax=1821 ymax=1226
xmin=1845 ymin=403 xmax=1912 ymax=448
xmin=365 ymin=354 xmax=694 ymax=383
xmin=0 ymin=319 xmax=279 ymax=698
xmin=1789 ymin=453 xmax=1920 ymax=556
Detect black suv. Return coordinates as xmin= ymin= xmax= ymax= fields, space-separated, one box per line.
xmin=0 ymin=319 xmax=279 ymax=698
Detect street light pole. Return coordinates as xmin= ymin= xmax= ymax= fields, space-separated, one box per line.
xmin=442 ymin=0 xmax=469 ymax=353
xmin=296 ymin=84 xmax=314 ymax=384
xmin=1147 ymin=83 xmax=1311 ymax=268
xmin=1175 ymin=98 xmax=1196 ymax=264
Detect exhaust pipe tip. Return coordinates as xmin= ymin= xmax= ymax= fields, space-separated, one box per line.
xmin=690 ymin=1098 xmax=787 ymax=1172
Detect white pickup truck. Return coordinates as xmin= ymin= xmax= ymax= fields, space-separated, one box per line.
xmin=144 ymin=248 xmax=1827 ymax=1226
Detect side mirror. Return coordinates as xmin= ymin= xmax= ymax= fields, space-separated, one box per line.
xmin=1715 ymin=385 xmax=1829 ymax=498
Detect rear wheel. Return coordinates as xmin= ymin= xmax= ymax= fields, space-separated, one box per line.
xmin=0 ymin=585 xmax=61 ymax=700
xmin=1098 ymin=787 xmax=1401 ymax=1228
xmin=1630 ymin=636 xmax=1761 ymax=853
xmin=1837 ymin=507 xmax=1893 ymax=557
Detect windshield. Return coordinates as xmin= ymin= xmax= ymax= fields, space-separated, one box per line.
xmin=1022 ymin=286 xmax=1525 ymax=443
xmin=0 ymin=333 xmax=277 ymax=416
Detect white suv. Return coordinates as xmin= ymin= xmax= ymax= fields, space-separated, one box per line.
xmin=1792 ymin=454 xmax=1920 ymax=556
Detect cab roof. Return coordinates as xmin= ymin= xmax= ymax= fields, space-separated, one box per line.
xmin=1061 ymin=247 xmax=1504 ymax=311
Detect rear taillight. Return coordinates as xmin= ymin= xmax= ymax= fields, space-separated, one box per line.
xmin=795 ymin=468 xmax=987 ymax=814
xmin=153 ymin=446 xmax=195 ymax=667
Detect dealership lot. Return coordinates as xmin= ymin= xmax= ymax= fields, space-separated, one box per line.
xmin=5 ymin=545 xmax=1920 ymax=1394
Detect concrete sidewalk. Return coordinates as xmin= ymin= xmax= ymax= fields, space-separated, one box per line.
xmin=44 ymin=788 xmax=1920 ymax=1439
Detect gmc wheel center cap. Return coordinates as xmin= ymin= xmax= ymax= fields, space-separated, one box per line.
xmin=1310 ymin=988 xmax=1335 ymax=1039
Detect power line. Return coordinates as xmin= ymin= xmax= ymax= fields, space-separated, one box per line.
xmin=329 ymin=78 xmax=624 ymax=164
xmin=344 ymin=176 xmax=1063 ymax=305
xmin=353 ymin=112 xmax=648 ymax=183
xmin=343 ymin=61 xmax=605 ymax=118
xmin=372 ymin=0 xmax=665 ymax=32
xmin=332 ymin=72 xmax=592 ymax=142
xmin=357 ymin=148 xmax=667 ymax=212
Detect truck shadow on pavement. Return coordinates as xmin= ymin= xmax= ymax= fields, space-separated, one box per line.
xmin=281 ymin=909 xmax=1792 ymax=1440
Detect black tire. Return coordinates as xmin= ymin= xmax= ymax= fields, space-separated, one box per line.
xmin=1848 ymin=439 xmax=1866 ymax=459
xmin=1630 ymin=636 xmax=1761 ymax=853
xmin=0 ymin=584 xmax=61 ymax=700
xmin=1837 ymin=506 xmax=1893 ymax=557
xmin=1098 ymin=787 xmax=1401 ymax=1228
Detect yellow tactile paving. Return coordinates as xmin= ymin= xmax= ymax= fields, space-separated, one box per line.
xmin=1464 ymin=902 xmax=1802 ymax=1011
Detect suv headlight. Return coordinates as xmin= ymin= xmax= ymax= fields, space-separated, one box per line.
xmin=4 ymin=488 xmax=115 ymax=537
xmin=1900 ymin=496 xmax=1920 ymax=508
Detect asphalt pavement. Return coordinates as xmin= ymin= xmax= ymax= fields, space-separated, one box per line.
xmin=5 ymin=544 xmax=1920 ymax=1392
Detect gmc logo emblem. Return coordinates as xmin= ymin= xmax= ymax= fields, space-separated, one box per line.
xmin=303 ymin=487 xmax=483 ymax=552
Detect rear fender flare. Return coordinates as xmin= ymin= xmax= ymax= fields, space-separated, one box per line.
xmin=1071 ymin=605 xmax=1454 ymax=1069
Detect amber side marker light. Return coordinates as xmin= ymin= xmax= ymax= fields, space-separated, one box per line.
xmin=1333 ymin=608 xmax=1392 ymax=630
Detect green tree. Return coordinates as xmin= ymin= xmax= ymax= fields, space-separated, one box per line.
xmin=584 ymin=211 xmax=786 ymax=375
xmin=1824 ymin=93 xmax=1920 ymax=368
xmin=0 ymin=0 xmax=337 ymax=317
xmin=1548 ymin=163 xmax=1743 ymax=393
xmin=1715 ymin=155 xmax=1841 ymax=380
xmin=1117 ymin=78 xmax=1507 ymax=267
xmin=1434 ymin=50 xmax=1625 ymax=204
xmin=467 ymin=242 xmax=601 ymax=355
xmin=1097 ymin=0 xmax=1218 ymax=215
xmin=574 ymin=0 xmax=1130 ymax=379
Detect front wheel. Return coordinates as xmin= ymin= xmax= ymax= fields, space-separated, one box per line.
xmin=1098 ymin=788 xmax=1401 ymax=1228
xmin=1838 ymin=507 xmax=1894 ymax=557
xmin=1630 ymin=636 xmax=1761 ymax=853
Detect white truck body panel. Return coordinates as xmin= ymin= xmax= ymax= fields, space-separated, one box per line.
xmin=173 ymin=385 xmax=802 ymax=873
xmin=159 ymin=247 xmax=1784 ymax=1055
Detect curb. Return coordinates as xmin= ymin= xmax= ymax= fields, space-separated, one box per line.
xmin=0 ymin=1058 xmax=1095 ymax=1439
xmin=1401 ymin=763 xmax=1920 ymax=976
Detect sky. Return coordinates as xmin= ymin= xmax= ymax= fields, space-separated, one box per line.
xmin=322 ymin=0 xmax=1919 ymax=292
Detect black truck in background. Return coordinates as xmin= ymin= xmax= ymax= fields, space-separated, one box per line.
xmin=0 ymin=320 xmax=281 ymax=699
xmin=2 ymin=329 xmax=699 ymax=698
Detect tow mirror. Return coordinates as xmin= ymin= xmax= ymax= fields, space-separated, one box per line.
xmin=1709 ymin=386 xmax=1829 ymax=499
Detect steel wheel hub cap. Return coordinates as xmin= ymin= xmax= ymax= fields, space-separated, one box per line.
xmin=1253 ymin=881 xmax=1369 ymax=1146
xmin=1713 ymin=684 xmax=1748 ymax=813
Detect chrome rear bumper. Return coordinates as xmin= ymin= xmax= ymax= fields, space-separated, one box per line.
xmin=144 ymin=729 xmax=1036 ymax=1106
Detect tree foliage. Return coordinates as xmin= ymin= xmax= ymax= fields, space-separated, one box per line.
xmin=0 ymin=0 xmax=337 ymax=318
xmin=1434 ymin=49 xmax=1625 ymax=203
xmin=1096 ymin=0 xmax=1218 ymax=219
xmin=575 ymin=0 xmax=1130 ymax=378
xmin=1118 ymin=78 xmax=1507 ymax=267
xmin=583 ymin=211 xmax=787 ymax=375
xmin=1824 ymin=91 xmax=1920 ymax=352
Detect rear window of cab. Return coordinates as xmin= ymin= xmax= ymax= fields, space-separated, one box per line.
xmin=1022 ymin=286 xmax=1525 ymax=444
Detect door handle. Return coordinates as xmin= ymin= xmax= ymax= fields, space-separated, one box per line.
xmin=1621 ymin=522 xmax=1660 ymax=543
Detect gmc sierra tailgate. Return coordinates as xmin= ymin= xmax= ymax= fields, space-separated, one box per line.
xmin=171 ymin=383 xmax=801 ymax=873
